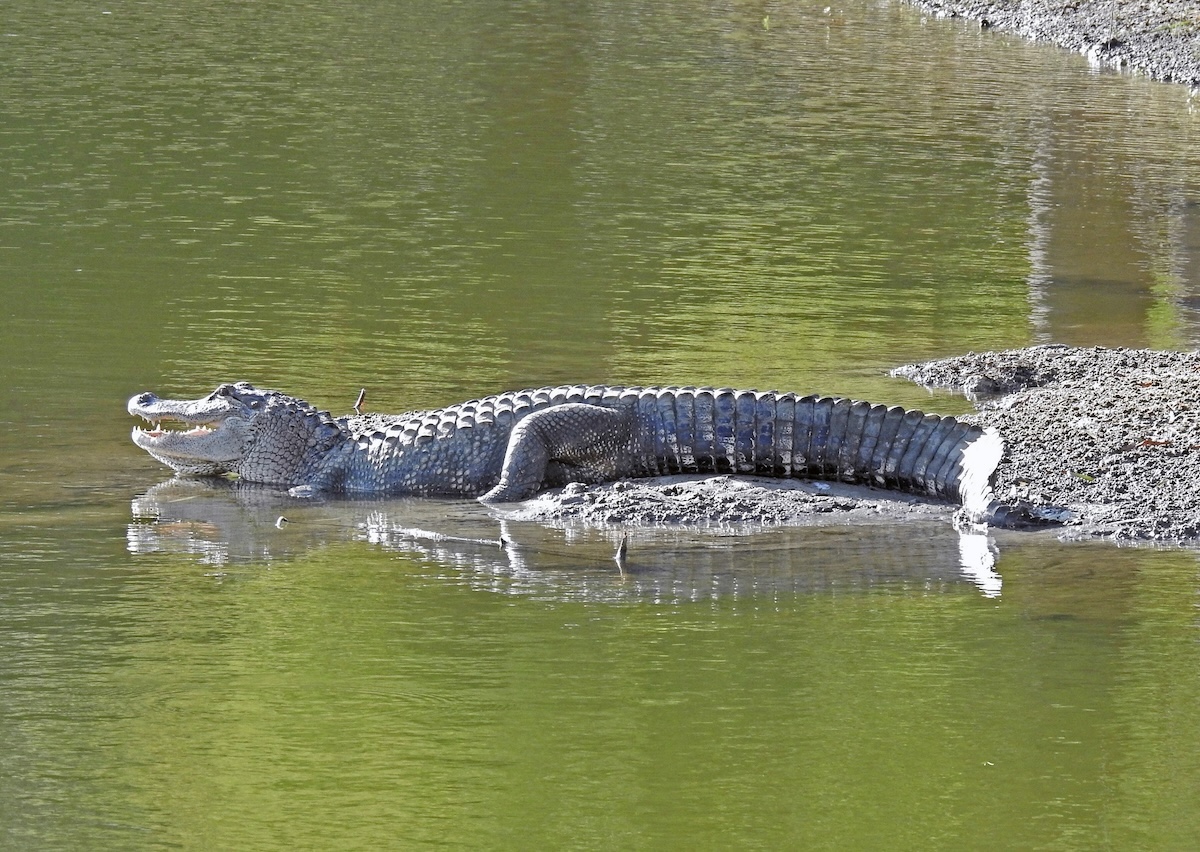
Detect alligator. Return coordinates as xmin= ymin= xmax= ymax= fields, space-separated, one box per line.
xmin=128 ymin=382 xmax=1033 ymax=524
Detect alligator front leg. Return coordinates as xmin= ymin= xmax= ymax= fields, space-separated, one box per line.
xmin=480 ymin=403 xmax=634 ymax=502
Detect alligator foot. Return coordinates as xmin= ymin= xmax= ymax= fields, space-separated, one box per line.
xmin=480 ymin=404 xmax=635 ymax=502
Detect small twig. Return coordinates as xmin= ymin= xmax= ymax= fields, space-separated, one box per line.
xmin=395 ymin=527 xmax=508 ymax=547
xmin=614 ymin=533 xmax=628 ymax=574
xmin=353 ymin=388 xmax=366 ymax=413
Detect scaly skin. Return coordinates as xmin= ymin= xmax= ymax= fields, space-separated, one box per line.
xmin=129 ymin=382 xmax=1011 ymax=519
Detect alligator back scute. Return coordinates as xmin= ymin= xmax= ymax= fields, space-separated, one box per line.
xmin=732 ymin=391 xmax=755 ymax=473
xmin=807 ymin=397 xmax=832 ymax=478
xmin=710 ymin=390 xmax=730 ymax=468
xmin=513 ymin=390 xmax=537 ymax=411
xmin=909 ymin=415 xmax=949 ymax=491
xmin=892 ymin=414 xmax=935 ymax=490
xmin=690 ymin=389 xmax=715 ymax=471
xmin=823 ymin=397 xmax=850 ymax=480
xmin=708 ymin=389 xmax=732 ymax=474
xmin=925 ymin=422 xmax=968 ymax=498
xmin=920 ymin=422 xmax=955 ymax=496
xmin=844 ymin=399 xmax=869 ymax=482
xmin=790 ymin=394 xmax=816 ymax=478
xmin=820 ymin=398 xmax=847 ymax=480
xmin=771 ymin=393 xmax=796 ymax=476
xmin=754 ymin=392 xmax=775 ymax=474
xmin=932 ymin=428 xmax=974 ymax=501
xmin=917 ymin=415 xmax=959 ymax=491
xmin=839 ymin=400 xmax=870 ymax=482
xmin=416 ymin=413 xmax=438 ymax=444
xmin=946 ymin=424 xmax=980 ymax=498
xmin=946 ymin=427 xmax=981 ymax=500
xmin=797 ymin=395 xmax=826 ymax=478
xmin=655 ymin=389 xmax=681 ymax=475
xmin=636 ymin=390 xmax=666 ymax=477
xmin=673 ymin=388 xmax=697 ymax=471
xmin=494 ymin=399 xmax=517 ymax=428
xmin=926 ymin=421 xmax=963 ymax=494
xmin=853 ymin=403 xmax=888 ymax=483
xmin=867 ymin=406 xmax=908 ymax=488
xmin=837 ymin=400 xmax=863 ymax=478
xmin=881 ymin=409 xmax=924 ymax=488
xmin=883 ymin=411 xmax=921 ymax=489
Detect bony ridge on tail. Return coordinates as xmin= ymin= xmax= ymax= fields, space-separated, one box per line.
xmin=128 ymin=381 xmax=1054 ymax=527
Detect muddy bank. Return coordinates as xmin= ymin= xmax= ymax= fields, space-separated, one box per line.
xmin=509 ymin=474 xmax=958 ymax=529
xmin=905 ymin=0 xmax=1200 ymax=88
xmin=508 ymin=346 xmax=1200 ymax=544
xmin=895 ymin=345 xmax=1200 ymax=541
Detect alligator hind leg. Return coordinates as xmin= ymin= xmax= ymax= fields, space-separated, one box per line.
xmin=480 ymin=404 xmax=634 ymax=502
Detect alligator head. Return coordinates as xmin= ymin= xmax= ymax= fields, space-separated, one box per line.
xmin=128 ymin=382 xmax=344 ymax=484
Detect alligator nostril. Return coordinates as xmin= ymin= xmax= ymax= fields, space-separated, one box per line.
xmin=135 ymin=392 xmax=155 ymax=405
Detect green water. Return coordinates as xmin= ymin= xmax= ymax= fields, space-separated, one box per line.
xmin=2 ymin=1 xmax=1199 ymax=848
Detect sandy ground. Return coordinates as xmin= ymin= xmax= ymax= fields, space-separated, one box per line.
xmin=905 ymin=0 xmax=1200 ymax=88
xmin=509 ymin=347 xmax=1200 ymax=544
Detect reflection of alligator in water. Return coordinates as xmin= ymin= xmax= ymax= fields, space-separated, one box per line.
xmin=127 ymin=479 xmax=1004 ymax=600
xmin=128 ymin=382 xmax=1040 ymax=525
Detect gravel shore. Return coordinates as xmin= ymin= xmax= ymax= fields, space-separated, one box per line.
xmin=905 ymin=0 xmax=1200 ymax=88
xmin=895 ymin=345 xmax=1200 ymax=542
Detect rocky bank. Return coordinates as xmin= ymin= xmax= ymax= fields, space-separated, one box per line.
xmin=905 ymin=0 xmax=1200 ymax=88
xmin=896 ymin=345 xmax=1200 ymax=541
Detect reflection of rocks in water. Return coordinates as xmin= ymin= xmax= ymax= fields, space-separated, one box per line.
xmin=128 ymin=477 xmax=1001 ymax=599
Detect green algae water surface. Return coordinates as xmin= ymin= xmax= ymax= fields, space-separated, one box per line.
xmin=2 ymin=1 xmax=1199 ymax=848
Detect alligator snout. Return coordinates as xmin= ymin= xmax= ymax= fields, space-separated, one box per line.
xmin=128 ymin=392 xmax=159 ymax=416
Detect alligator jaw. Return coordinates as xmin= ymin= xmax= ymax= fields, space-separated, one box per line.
xmin=129 ymin=418 xmax=241 ymax=476
xmin=130 ymin=418 xmax=224 ymax=451
xmin=128 ymin=388 xmax=250 ymax=476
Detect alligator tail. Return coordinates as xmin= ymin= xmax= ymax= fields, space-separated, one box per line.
xmin=643 ymin=389 xmax=1003 ymax=510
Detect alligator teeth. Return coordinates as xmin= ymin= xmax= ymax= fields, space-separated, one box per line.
xmin=133 ymin=420 xmax=212 ymax=439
